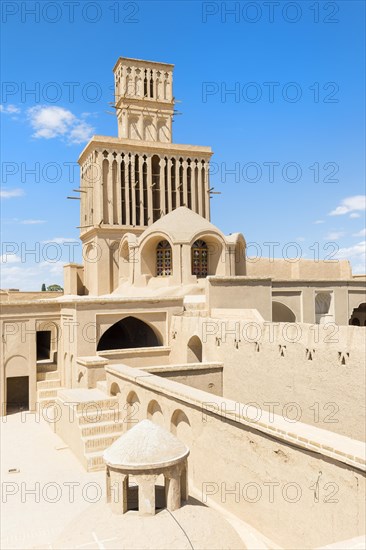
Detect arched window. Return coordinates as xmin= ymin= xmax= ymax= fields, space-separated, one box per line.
xmin=156 ymin=240 xmax=172 ymax=277
xmin=191 ymin=240 xmax=208 ymax=278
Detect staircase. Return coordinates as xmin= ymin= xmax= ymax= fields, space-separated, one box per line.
xmin=55 ymin=388 xmax=124 ymax=471
xmin=36 ymin=365 xmax=63 ymax=411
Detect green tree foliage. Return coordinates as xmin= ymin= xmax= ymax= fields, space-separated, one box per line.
xmin=47 ymin=284 xmax=63 ymax=292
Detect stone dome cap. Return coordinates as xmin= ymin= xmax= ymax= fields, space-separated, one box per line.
xmin=103 ymin=419 xmax=189 ymax=470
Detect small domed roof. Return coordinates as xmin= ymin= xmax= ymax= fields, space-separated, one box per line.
xmin=103 ymin=419 xmax=189 ymax=470
xmin=139 ymin=206 xmax=224 ymax=244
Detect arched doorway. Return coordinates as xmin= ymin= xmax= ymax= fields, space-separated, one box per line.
xmin=272 ymin=301 xmax=296 ymax=322
xmin=97 ymin=317 xmax=161 ymax=351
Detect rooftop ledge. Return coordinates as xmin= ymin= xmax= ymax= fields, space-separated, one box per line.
xmin=78 ymin=136 xmax=213 ymax=164
xmin=106 ymin=363 xmax=366 ymax=472
xmin=113 ymin=56 xmax=175 ymax=72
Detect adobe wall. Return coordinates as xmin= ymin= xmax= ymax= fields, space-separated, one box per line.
xmin=105 ymin=364 xmax=365 ymax=549
xmin=0 ymin=302 xmax=62 ymax=413
xmin=169 ymin=315 xmax=366 ymax=441
xmin=144 ymin=362 xmax=223 ymax=395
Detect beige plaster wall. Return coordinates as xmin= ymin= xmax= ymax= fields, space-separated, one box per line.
xmin=104 ymin=364 xmax=365 ymax=549
xmin=246 ymin=258 xmax=352 ymax=280
xmin=145 ymin=362 xmax=223 ymax=395
xmin=169 ymin=315 xmax=366 ymax=441
xmin=0 ymin=303 xmax=62 ymax=412
xmin=206 ymin=277 xmax=272 ymax=321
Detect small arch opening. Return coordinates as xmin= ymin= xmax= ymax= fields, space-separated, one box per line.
xmin=187 ymin=335 xmax=203 ymax=363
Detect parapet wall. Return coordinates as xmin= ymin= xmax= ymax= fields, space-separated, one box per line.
xmin=105 ymin=363 xmax=365 ymax=549
xmin=169 ymin=316 xmax=366 ymax=440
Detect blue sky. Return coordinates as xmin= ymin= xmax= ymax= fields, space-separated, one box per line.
xmin=1 ymin=0 xmax=365 ymax=290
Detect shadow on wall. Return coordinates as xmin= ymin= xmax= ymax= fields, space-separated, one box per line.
xmin=272 ymin=301 xmax=296 ymax=322
xmin=97 ymin=316 xmax=162 ymax=351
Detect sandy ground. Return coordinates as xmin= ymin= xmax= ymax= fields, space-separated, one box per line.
xmin=0 ymin=412 xmax=246 ymax=550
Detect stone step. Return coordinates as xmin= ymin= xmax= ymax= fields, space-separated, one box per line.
xmin=75 ymin=398 xmax=119 ymax=414
xmin=36 ymin=363 xmax=58 ymax=374
xmin=37 ymin=370 xmax=59 ymax=381
xmin=37 ymin=398 xmax=57 ymax=412
xmin=37 ymin=379 xmax=61 ymax=390
xmin=37 ymin=388 xmax=61 ymax=399
xmin=77 ymin=408 xmax=126 ymax=425
xmin=80 ymin=421 xmax=124 ymax=438
xmin=86 ymin=451 xmax=105 ymax=472
xmin=83 ymin=432 xmax=123 ymax=453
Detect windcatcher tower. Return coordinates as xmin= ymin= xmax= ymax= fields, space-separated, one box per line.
xmin=77 ymin=57 xmax=213 ymax=295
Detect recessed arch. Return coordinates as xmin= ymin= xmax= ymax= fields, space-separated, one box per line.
xmin=147 ymin=399 xmax=164 ymax=426
xmin=97 ymin=316 xmax=162 ymax=351
xmin=190 ymin=233 xmax=225 ymax=277
xmin=272 ymin=301 xmax=296 ymax=323
xmin=171 ymin=409 xmax=192 ymax=447
xmin=140 ymin=233 xmax=173 ymax=278
xmin=126 ymin=390 xmax=140 ymax=429
xmin=315 ymin=291 xmax=334 ymax=324
xmin=187 ymin=335 xmax=202 ymax=363
xmin=110 ymin=382 xmax=122 ymax=396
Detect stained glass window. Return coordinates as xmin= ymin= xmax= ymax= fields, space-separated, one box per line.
xmin=156 ymin=240 xmax=172 ymax=277
xmin=191 ymin=240 xmax=208 ymax=278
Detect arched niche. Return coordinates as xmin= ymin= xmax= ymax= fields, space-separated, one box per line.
xmin=187 ymin=336 xmax=203 ymax=363
xmin=110 ymin=382 xmax=122 ymax=397
xmin=97 ymin=316 xmax=162 ymax=351
xmin=190 ymin=234 xmax=224 ymax=278
xmin=147 ymin=399 xmax=164 ymax=426
xmin=125 ymin=390 xmax=140 ymax=430
xmin=140 ymin=234 xmax=173 ymax=279
xmin=171 ymin=409 xmax=192 ymax=447
xmin=272 ymin=301 xmax=296 ymax=323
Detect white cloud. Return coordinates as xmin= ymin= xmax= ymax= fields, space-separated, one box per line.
xmin=0 ymin=188 xmax=24 ymax=199
xmin=0 ymin=104 xmax=21 ymax=115
xmin=42 ymin=237 xmax=79 ymax=244
xmin=350 ymin=213 xmax=360 ymax=219
xmin=0 ymin=261 xmax=65 ymax=290
xmin=324 ymin=231 xmax=345 ymax=241
xmin=329 ymin=195 xmax=366 ymax=216
xmin=314 ymin=220 xmax=324 ymax=224
xmin=21 ymin=219 xmax=46 ymax=225
xmin=27 ymin=106 xmax=94 ymax=144
xmin=353 ymin=228 xmax=366 ymax=237
xmin=334 ymin=241 xmax=366 ymax=274
xmin=0 ymin=254 xmax=21 ymax=264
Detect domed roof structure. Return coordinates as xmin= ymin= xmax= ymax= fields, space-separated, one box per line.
xmin=103 ymin=419 xmax=189 ymax=470
xmin=139 ymin=206 xmax=225 ymax=244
